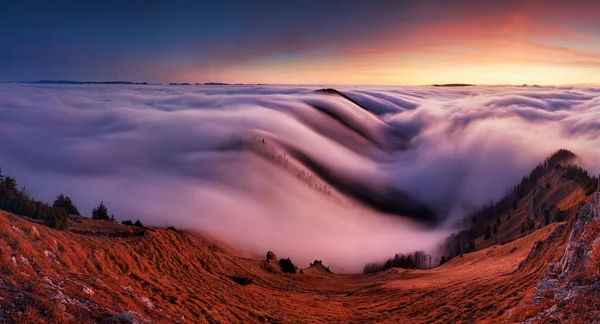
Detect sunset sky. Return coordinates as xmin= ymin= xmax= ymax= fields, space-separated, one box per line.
xmin=2 ymin=0 xmax=600 ymax=85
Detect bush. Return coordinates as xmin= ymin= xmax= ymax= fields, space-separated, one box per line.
xmin=229 ymin=276 xmax=253 ymax=285
xmin=279 ymin=258 xmax=296 ymax=274
xmin=121 ymin=220 xmax=133 ymax=226
xmin=52 ymin=193 xmax=80 ymax=215
xmin=133 ymin=220 xmax=144 ymax=227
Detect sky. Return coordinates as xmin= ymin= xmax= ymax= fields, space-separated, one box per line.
xmin=1 ymin=0 xmax=600 ymax=85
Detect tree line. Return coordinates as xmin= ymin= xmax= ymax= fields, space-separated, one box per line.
xmin=0 ymin=168 xmax=69 ymax=229
xmin=363 ymin=250 xmax=434 ymax=274
xmin=439 ymin=149 xmax=597 ymax=262
xmin=0 ymin=167 xmax=141 ymax=230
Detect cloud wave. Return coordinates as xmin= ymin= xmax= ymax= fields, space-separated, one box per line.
xmin=0 ymin=83 xmax=599 ymax=272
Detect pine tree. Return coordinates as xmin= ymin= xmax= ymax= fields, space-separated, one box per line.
xmin=92 ymin=201 xmax=109 ymax=220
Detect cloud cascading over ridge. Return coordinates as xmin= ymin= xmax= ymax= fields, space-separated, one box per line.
xmin=0 ymin=84 xmax=599 ymax=272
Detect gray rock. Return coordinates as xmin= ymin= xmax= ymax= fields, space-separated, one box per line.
xmin=103 ymin=310 xmax=151 ymax=324
xmin=532 ymin=296 xmax=546 ymax=305
xmin=525 ymin=183 xmax=600 ymax=322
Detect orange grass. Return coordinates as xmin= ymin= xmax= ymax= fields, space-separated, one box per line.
xmin=0 ymin=209 xmax=572 ymax=323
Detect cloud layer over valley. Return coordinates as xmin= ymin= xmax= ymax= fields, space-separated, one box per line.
xmin=0 ymin=83 xmax=599 ymax=272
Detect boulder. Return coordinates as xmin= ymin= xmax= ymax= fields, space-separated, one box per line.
xmin=266 ymin=251 xmax=277 ymax=262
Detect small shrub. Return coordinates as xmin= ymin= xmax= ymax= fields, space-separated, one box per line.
xmin=229 ymin=276 xmax=253 ymax=285
xmin=121 ymin=220 xmax=133 ymax=226
xmin=48 ymin=211 xmax=68 ymax=230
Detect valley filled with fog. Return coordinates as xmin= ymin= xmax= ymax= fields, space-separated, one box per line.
xmin=0 ymin=83 xmax=599 ymax=272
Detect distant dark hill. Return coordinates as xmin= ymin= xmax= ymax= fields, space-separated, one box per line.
xmin=313 ymin=88 xmax=414 ymax=149
xmin=315 ymin=88 xmax=369 ymax=111
xmin=19 ymin=80 xmax=149 ymax=85
xmin=432 ymin=83 xmax=475 ymax=87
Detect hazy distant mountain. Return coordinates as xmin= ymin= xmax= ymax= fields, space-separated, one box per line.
xmin=432 ymin=83 xmax=475 ymax=87
xmin=18 ymin=80 xmax=149 ymax=85
xmin=202 ymin=82 xmax=231 ymax=85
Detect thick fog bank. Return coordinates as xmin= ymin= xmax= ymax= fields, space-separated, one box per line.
xmin=0 ymin=84 xmax=598 ymax=272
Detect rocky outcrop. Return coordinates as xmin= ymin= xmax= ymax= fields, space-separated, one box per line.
xmin=266 ymin=251 xmax=277 ymax=262
xmin=103 ymin=310 xmax=152 ymax=324
xmin=517 ymin=223 xmax=566 ymax=271
xmin=526 ymin=181 xmax=600 ymax=321
xmin=528 ymin=190 xmax=538 ymax=222
xmin=523 ymin=304 xmax=561 ymax=324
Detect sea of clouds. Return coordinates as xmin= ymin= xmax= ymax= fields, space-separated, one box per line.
xmin=0 ymin=83 xmax=599 ymax=272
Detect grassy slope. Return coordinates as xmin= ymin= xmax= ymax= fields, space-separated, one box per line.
xmin=0 ymin=207 xmax=572 ymax=324
xmin=0 ymin=151 xmax=593 ymax=323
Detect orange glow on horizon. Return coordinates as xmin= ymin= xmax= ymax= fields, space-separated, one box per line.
xmin=170 ymin=0 xmax=600 ymax=86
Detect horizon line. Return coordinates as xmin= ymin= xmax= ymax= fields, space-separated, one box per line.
xmin=3 ymin=80 xmax=600 ymax=87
